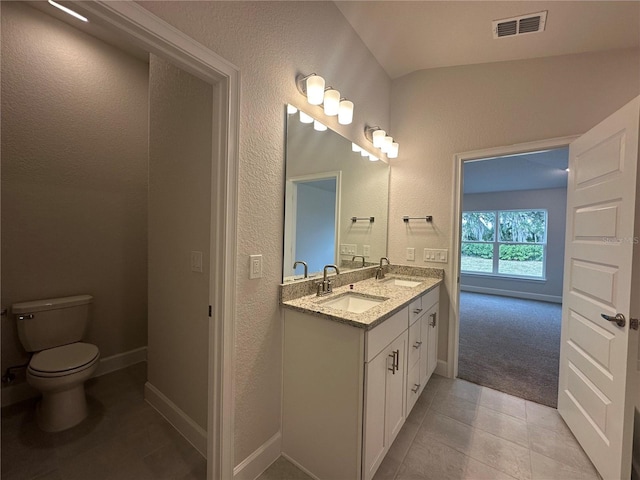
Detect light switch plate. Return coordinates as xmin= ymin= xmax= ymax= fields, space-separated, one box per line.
xmin=191 ymin=251 xmax=203 ymax=273
xmin=363 ymin=245 xmax=371 ymax=257
xmin=424 ymin=248 xmax=448 ymax=263
xmin=249 ymin=254 xmax=262 ymax=279
xmin=406 ymin=247 xmax=415 ymax=261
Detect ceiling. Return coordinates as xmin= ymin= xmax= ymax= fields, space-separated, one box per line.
xmin=335 ymin=1 xmax=640 ymax=79
xmin=463 ymin=147 xmax=569 ymax=194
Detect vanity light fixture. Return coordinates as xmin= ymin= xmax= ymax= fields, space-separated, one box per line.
xmin=352 ymin=143 xmax=362 ymax=153
xmin=323 ymin=88 xmax=340 ymax=116
xmin=365 ymin=125 xmax=400 ymax=160
xmin=369 ymin=153 xmax=379 ymax=162
xmin=360 ymin=149 xmax=369 ymax=157
xmin=314 ymin=120 xmax=327 ymax=131
xmin=338 ymin=100 xmax=354 ymax=125
xmin=48 ymin=0 xmax=88 ymax=22
xmin=299 ymin=111 xmax=313 ymax=124
xmin=296 ymin=73 xmax=354 ymax=125
xmin=287 ymin=105 xmax=298 ymax=115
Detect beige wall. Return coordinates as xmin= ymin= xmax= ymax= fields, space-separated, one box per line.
xmin=147 ymin=55 xmax=212 ymax=430
xmin=1 ymin=3 xmax=149 ymax=374
xmin=139 ymin=1 xmax=392 ymax=464
xmin=389 ymin=48 xmax=640 ymax=366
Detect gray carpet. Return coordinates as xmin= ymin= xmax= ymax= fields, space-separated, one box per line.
xmin=458 ymin=292 xmax=561 ymax=407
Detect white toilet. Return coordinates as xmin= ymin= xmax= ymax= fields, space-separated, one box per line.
xmin=13 ymin=295 xmax=100 ymax=432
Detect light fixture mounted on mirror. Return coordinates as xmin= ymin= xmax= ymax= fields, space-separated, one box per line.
xmin=296 ymin=73 xmax=354 ymax=125
xmin=365 ymin=126 xmax=399 ymax=159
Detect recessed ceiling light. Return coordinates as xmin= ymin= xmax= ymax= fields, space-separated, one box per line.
xmin=48 ymin=0 xmax=88 ymax=22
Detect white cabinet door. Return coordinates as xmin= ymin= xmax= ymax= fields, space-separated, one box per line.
xmin=427 ymin=304 xmax=439 ymax=379
xmin=363 ymin=347 xmax=387 ymax=480
xmin=363 ymin=332 xmax=408 ymax=480
xmin=386 ymin=333 xmax=407 ymax=443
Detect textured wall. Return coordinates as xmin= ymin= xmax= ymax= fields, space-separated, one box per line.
xmin=138 ymin=1 xmax=391 ymax=464
xmin=389 ymin=48 xmax=640 ymax=366
xmin=461 ymin=187 xmax=567 ymax=300
xmin=1 ymin=3 xmax=149 ymax=374
xmin=147 ymin=55 xmax=212 ymax=430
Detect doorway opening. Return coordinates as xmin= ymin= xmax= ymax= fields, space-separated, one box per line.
xmin=451 ymin=139 xmax=575 ymax=408
xmin=1 ymin=2 xmax=239 ymax=478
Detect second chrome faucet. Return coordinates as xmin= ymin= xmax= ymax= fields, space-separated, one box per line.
xmin=316 ymin=264 xmax=340 ymax=296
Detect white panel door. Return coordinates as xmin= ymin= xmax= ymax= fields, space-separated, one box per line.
xmin=559 ymin=96 xmax=640 ymax=480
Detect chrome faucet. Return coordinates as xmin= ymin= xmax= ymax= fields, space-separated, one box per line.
xmin=316 ymin=264 xmax=340 ymax=296
xmin=293 ymin=260 xmax=308 ymax=278
xmin=352 ymin=255 xmax=366 ymax=267
xmin=376 ymin=257 xmax=390 ymax=280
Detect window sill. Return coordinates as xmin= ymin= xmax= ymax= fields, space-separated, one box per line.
xmin=460 ymin=272 xmax=547 ymax=283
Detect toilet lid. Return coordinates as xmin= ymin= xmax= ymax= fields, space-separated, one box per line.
xmin=30 ymin=343 xmax=99 ymax=373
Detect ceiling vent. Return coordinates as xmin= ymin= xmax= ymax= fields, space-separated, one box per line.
xmin=492 ymin=11 xmax=547 ymax=39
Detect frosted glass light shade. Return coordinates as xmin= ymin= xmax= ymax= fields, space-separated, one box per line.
xmin=323 ymin=89 xmax=340 ymax=116
xmin=381 ymin=136 xmax=393 ymax=153
xmin=369 ymin=153 xmax=379 ymax=162
xmin=338 ymin=100 xmax=354 ymax=125
xmin=299 ymin=111 xmax=313 ymax=124
xmin=287 ymin=104 xmax=298 ymax=115
xmin=352 ymin=143 xmax=362 ymax=153
xmin=360 ymin=149 xmax=369 ymax=157
xmin=388 ymin=142 xmax=399 ymax=159
xmin=306 ymin=75 xmax=325 ymax=105
xmin=372 ymin=129 xmax=386 ymax=148
xmin=314 ymin=120 xmax=327 ymax=131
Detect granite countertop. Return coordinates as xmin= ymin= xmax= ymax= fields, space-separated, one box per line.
xmin=281 ymin=274 xmax=442 ymax=330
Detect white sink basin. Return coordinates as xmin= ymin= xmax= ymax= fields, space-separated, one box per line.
xmin=321 ymin=293 xmax=387 ymax=313
xmin=382 ymin=278 xmax=422 ymax=288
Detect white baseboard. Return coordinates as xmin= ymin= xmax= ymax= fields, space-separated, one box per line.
xmin=435 ymin=359 xmax=448 ymax=377
xmin=460 ymin=285 xmax=562 ymax=304
xmin=144 ymin=381 xmax=207 ymax=458
xmin=94 ymin=346 xmax=147 ymax=377
xmin=281 ymin=453 xmax=321 ymax=480
xmin=1 ymin=346 xmax=148 ymax=408
xmin=233 ymin=431 xmax=282 ymax=480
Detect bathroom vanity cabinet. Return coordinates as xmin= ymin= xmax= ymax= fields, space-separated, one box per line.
xmin=282 ymin=285 xmax=440 ymax=480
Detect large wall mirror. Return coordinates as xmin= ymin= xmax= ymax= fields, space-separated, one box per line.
xmin=283 ymin=105 xmax=390 ymax=281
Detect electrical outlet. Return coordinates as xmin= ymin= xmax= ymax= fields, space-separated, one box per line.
xmin=406 ymin=247 xmax=415 ymax=261
xmin=340 ymin=244 xmax=357 ymax=256
xmin=191 ymin=251 xmax=203 ymax=273
xmin=249 ymin=254 xmax=262 ymax=279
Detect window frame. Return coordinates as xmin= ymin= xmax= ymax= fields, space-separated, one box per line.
xmin=461 ymin=208 xmax=548 ymax=280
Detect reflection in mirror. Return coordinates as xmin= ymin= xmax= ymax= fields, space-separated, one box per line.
xmin=283 ymin=105 xmax=390 ymax=282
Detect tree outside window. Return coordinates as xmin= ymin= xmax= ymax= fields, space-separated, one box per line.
xmin=461 ymin=209 xmax=547 ymax=278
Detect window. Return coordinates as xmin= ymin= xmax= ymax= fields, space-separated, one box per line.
xmin=461 ymin=209 xmax=547 ymax=278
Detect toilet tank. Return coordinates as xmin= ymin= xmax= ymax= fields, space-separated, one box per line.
xmin=13 ymin=295 xmax=93 ymax=352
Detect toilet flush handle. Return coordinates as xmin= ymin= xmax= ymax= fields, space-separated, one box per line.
xmin=17 ymin=314 xmax=34 ymax=320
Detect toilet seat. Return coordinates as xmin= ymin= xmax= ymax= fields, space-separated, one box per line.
xmin=29 ymin=342 xmax=100 ymax=378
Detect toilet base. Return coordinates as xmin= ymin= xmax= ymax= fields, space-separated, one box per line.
xmin=36 ymin=383 xmax=89 ymax=432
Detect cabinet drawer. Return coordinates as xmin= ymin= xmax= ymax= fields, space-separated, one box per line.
xmin=406 ymin=362 xmax=421 ymax=414
xmin=422 ymin=286 xmax=439 ymax=311
xmin=366 ymin=307 xmax=408 ymax=363
xmin=408 ymin=298 xmax=424 ymax=324
xmin=408 ymin=319 xmax=421 ymax=368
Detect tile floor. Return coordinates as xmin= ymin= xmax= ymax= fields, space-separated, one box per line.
xmin=1 ymin=362 xmax=206 ymax=480
xmin=259 ymin=375 xmax=600 ymax=480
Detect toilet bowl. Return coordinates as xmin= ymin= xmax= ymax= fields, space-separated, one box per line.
xmin=13 ymin=295 xmax=100 ymax=432
xmin=27 ymin=342 xmax=100 ymax=432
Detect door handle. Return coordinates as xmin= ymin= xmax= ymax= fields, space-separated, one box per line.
xmin=601 ymin=313 xmax=625 ymax=327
